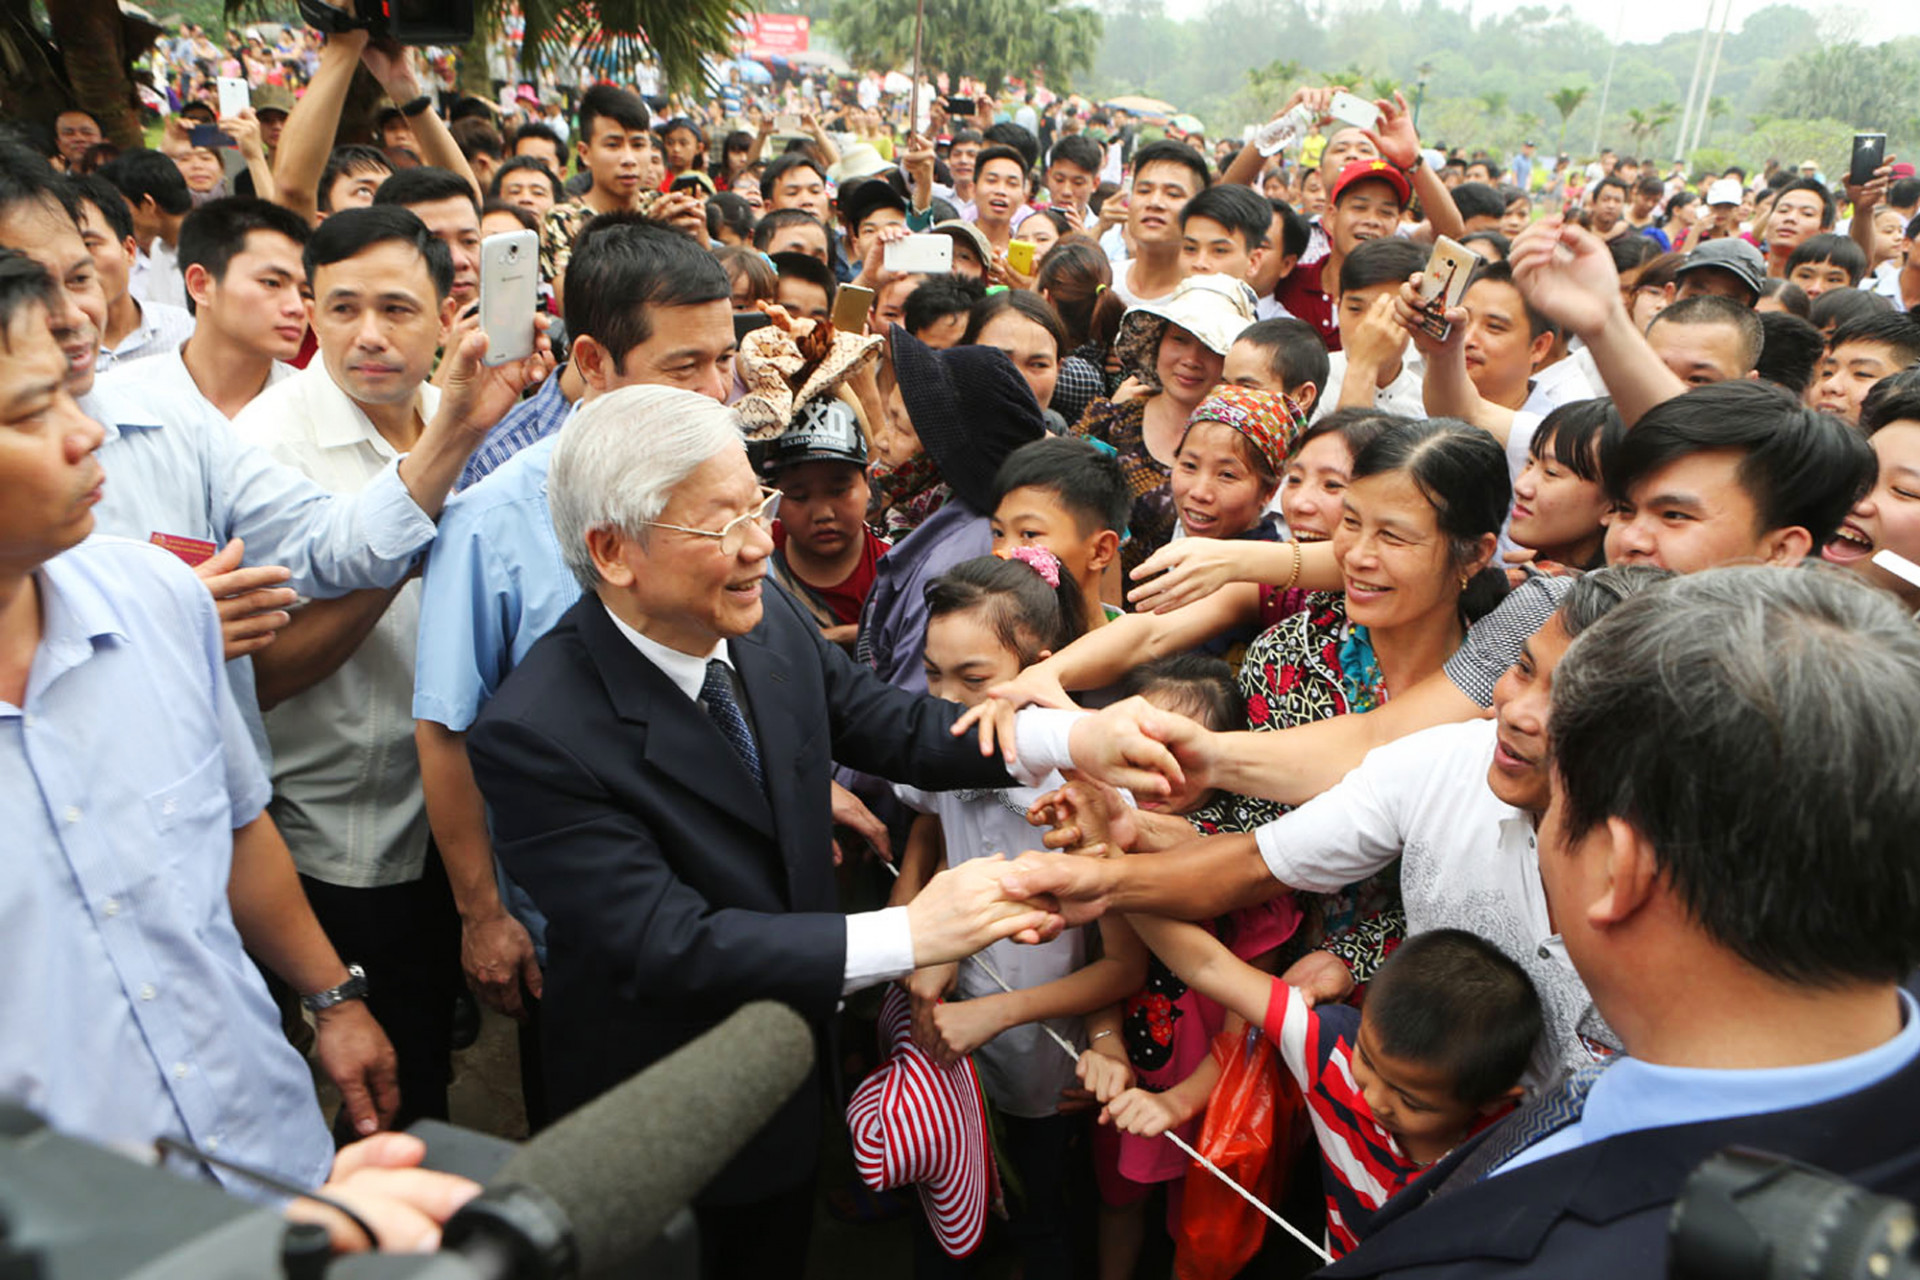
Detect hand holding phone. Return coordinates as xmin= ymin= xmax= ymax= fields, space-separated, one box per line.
xmin=1328 ymin=91 xmax=1382 ymax=134
xmin=1005 ymin=239 xmax=1036 ymax=277
xmin=478 ymin=230 xmax=539 ymax=367
xmin=884 ymin=234 xmax=953 ymax=275
xmin=1413 ymin=235 xmax=1482 ymax=343
xmin=217 ymin=77 xmax=250 ymax=120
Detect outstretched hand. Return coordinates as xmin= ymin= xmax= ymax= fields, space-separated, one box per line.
xmin=1507 ymin=216 xmax=1622 ymax=340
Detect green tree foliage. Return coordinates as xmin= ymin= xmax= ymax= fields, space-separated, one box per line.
xmin=829 ymin=0 xmax=1101 ymax=95
xmin=1765 ymin=41 xmax=1920 ymax=140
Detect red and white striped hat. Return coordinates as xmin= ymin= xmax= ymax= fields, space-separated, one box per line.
xmin=846 ymin=985 xmax=998 ymax=1258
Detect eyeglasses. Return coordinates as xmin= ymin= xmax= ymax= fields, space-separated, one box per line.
xmin=642 ymin=487 xmax=780 ymax=556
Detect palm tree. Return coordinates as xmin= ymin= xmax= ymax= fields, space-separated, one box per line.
xmin=1549 ymin=85 xmax=1590 ymax=152
xmin=833 ymin=0 xmax=1101 ymax=95
xmin=1478 ymin=90 xmax=1510 ymax=119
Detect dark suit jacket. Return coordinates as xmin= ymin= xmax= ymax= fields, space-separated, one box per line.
xmin=467 ymin=582 xmax=1014 ymax=1204
xmin=1320 ymin=1033 xmax=1920 ymax=1278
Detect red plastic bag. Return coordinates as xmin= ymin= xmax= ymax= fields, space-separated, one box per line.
xmin=1173 ymin=1023 xmax=1305 ymax=1280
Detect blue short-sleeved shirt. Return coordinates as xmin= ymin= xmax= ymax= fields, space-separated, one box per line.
xmin=0 ymin=538 xmax=333 ymax=1195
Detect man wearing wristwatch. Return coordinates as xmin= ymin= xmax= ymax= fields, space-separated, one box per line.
xmin=0 ymin=252 xmax=400 ymax=1194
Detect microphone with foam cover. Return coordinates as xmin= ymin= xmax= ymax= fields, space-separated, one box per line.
xmin=442 ymin=1000 xmax=815 ymax=1280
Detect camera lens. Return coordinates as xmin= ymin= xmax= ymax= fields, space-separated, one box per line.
xmin=507 ymin=244 xmax=518 ymax=260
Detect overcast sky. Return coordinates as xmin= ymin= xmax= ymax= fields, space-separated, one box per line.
xmin=1159 ymin=0 xmax=1920 ymax=43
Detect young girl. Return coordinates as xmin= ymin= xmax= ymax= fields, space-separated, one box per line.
xmin=1508 ymin=398 xmax=1621 ymax=572
xmin=1065 ymin=655 xmax=1300 ymax=1280
xmin=888 ymin=549 xmax=1143 ymax=1275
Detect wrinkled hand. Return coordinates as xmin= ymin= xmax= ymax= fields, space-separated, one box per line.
xmin=1126 ymin=536 xmax=1244 ymax=613
xmin=1508 ymin=216 xmax=1621 ymax=340
xmin=435 ymin=312 xmax=556 ymax=435
xmin=928 ymin=996 xmax=1007 ymax=1066
xmin=1363 ymin=91 xmax=1420 ymax=171
xmin=1076 ymin=1043 xmax=1135 ymax=1103
xmin=195 ymin=537 xmax=297 ymax=660
xmin=1104 ymin=1086 xmax=1188 ymax=1137
xmin=1342 ymin=290 xmax=1410 ymax=375
xmin=313 ymin=1001 xmax=401 ymax=1137
xmin=1066 ymin=695 xmax=1208 ymax=802
xmin=1280 ymin=949 xmax=1355 ymax=1009
xmin=287 ymin=1132 xmax=480 ymax=1253
xmin=830 ymin=779 xmax=892 ymax=865
xmin=999 ymin=849 xmax=1113 ymax=928
xmin=906 ymin=854 xmax=1064 ymax=966
xmin=461 ymin=911 xmax=540 ymax=1019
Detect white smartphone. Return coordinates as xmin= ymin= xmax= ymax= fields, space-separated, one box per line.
xmin=1329 ymin=90 xmax=1381 ymax=133
xmin=884 ymin=233 xmax=953 ymax=274
xmin=217 ymin=76 xmax=250 ymax=120
xmin=478 ymin=230 xmax=539 ymax=367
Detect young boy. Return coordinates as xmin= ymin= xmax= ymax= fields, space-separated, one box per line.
xmin=1222 ymin=317 xmax=1331 ymax=418
xmin=1785 ymin=232 xmax=1869 ymax=302
xmin=1179 ymin=183 xmax=1272 ymax=285
xmin=1125 ymin=919 xmax=1542 ymax=1255
xmin=1813 ymin=312 xmax=1920 ymax=424
xmin=770 ymin=251 xmax=836 ymax=323
xmin=764 ymin=397 xmax=888 ymax=648
xmin=989 ymin=436 xmax=1129 ymax=625
xmin=1322 ymin=237 xmax=1428 ymax=418
xmin=1042 ymin=134 xmax=1103 ymax=226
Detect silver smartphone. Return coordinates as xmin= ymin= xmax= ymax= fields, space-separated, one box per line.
xmin=478 ymin=230 xmax=539 ymax=367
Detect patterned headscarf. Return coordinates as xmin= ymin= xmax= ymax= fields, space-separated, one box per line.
xmin=1179 ymin=386 xmax=1310 ymax=478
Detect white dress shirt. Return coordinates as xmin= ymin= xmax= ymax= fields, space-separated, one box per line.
xmin=1314 ymin=348 xmax=1429 ymax=422
xmin=132 ymin=238 xmax=188 ymax=311
xmin=235 ymin=362 xmax=440 ymax=888
xmin=1255 ymin=719 xmax=1613 ymax=1082
xmin=601 ymin=602 xmax=1084 ymax=996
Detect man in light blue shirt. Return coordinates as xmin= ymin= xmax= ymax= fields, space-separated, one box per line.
xmin=0 ymin=147 xmax=549 ymax=764
xmin=0 ymin=248 xmax=396 ymax=1191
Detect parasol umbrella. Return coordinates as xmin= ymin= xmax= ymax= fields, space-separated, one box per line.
xmin=1169 ymin=113 xmax=1205 ymax=135
xmin=1102 ymin=95 xmax=1178 ymax=117
xmin=734 ymin=57 xmax=773 ymax=85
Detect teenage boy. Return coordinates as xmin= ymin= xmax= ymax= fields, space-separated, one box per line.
xmin=316 ymin=145 xmax=394 ymax=220
xmin=1042 ymin=134 xmax=1102 ymax=227
xmin=762 ymin=151 xmax=832 ymax=224
xmin=1323 ymin=237 xmax=1428 ymax=417
xmin=1274 ymin=158 xmax=1407 ymax=353
xmin=839 ymin=179 xmax=909 ymax=272
xmin=1222 ymin=316 xmax=1331 ymax=417
xmin=1762 ymin=177 xmax=1835 ymax=280
xmin=1178 ymin=183 xmax=1270 ymax=284
xmin=98 ymin=150 xmax=191 ymax=309
xmin=69 ymin=174 xmax=195 ymax=372
xmin=988 ymin=436 xmax=1128 ymax=626
xmin=771 ymin=251 xmax=836 ymax=323
xmin=539 ymin=85 xmax=683 ymax=292
xmin=509 ymin=123 xmax=566 ymax=176
xmin=99 ymin=197 xmax=311 ymax=422
xmin=764 ymin=397 xmax=889 ymax=647
xmin=1110 ymin=140 xmax=1209 ymax=308
xmin=1812 ymin=312 xmax=1920 ymax=425
xmin=1784 ymin=232 xmax=1868 ymax=301
xmin=1251 ymin=198 xmax=1310 ymax=320
xmin=945 ymin=129 xmax=984 ymax=219
xmin=753 ymin=209 xmax=831 ymax=263
xmin=971 ymin=144 xmax=1030 ymax=258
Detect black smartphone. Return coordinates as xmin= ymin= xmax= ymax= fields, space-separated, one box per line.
xmin=946 ymin=96 xmax=974 ymax=117
xmin=734 ymin=311 xmax=773 ymax=342
xmin=1850 ymin=133 xmax=1887 ymax=188
xmin=188 ymin=124 xmax=233 ymax=149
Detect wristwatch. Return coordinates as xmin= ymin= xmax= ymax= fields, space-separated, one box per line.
xmin=399 ymin=95 xmax=434 ymax=118
xmin=301 ymin=963 xmax=370 ymax=1013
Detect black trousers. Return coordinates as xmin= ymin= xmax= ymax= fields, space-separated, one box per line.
xmin=300 ymin=841 xmax=464 ymax=1132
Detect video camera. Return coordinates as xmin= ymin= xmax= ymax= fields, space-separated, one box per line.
xmin=296 ymin=0 xmax=473 ymax=48
xmin=1670 ymin=1147 xmax=1919 ymax=1280
xmin=0 ymin=1002 xmax=812 ymax=1280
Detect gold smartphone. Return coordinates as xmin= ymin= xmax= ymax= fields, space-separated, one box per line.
xmin=832 ymin=284 xmax=876 ymax=334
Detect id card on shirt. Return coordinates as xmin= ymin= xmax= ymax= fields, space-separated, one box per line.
xmin=150 ymin=532 xmax=218 ymax=567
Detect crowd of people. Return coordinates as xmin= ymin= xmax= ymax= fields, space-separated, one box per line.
xmin=6 ymin=19 xmax=1920 ymax=1280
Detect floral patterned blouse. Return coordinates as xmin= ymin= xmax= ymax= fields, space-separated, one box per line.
xmin=1189 ymin=590 xmax=1404 ymax=973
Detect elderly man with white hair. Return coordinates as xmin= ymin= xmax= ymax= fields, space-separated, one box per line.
xmin=465 ymin=385 xmax=1185 ymax=1279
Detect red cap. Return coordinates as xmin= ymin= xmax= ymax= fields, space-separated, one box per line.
xmin=1330 ymin=157 xmax=1412 ymax=207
